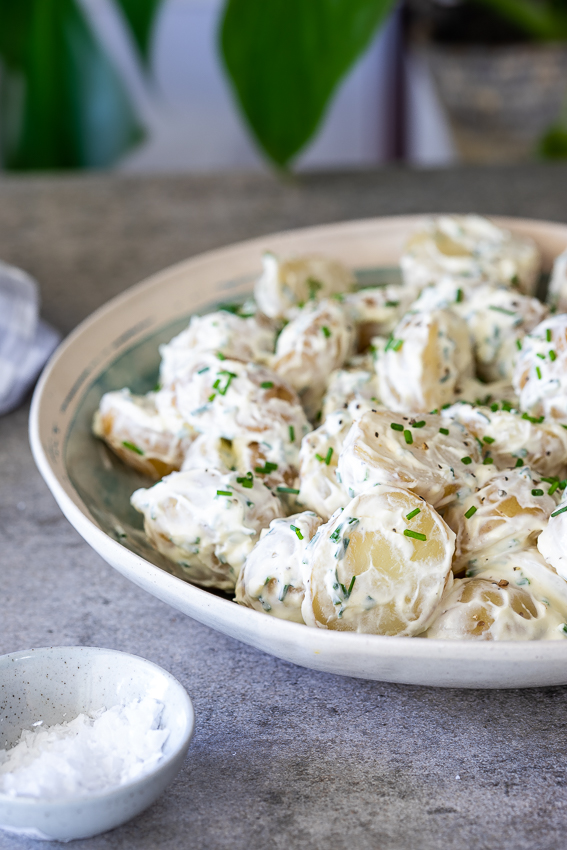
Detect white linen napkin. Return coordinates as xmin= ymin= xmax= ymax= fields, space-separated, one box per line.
xmin=0 ymin=260 xmax=60 ymax=415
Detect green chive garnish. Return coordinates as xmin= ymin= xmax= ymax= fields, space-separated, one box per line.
xmin=324 ymin=447 xmax=334 ymax=465
xmin=537 ymin=353 xmax=546 ymax=360
xmin=385 ymin=300 xmax=399 ymax=308
xmin=483 ymin=457 xmax=493 ymax=465
xmin=321 ymin=326 xmax=331 ymax=338
xmin=455 ymin=288 xmax=463 ymax=303
xmin=404 ymin=529 xmax=426 ymax=541
xmin=412 ymin=420 xmax=426 ymax=428
xmin=213 ymin=378 xmax=221 ymax=389
xmin=277 ymin=486 xmax=300 ymax=495
xmin=439 ymin=427 xmax=449 ymax=435
xmin=404 ymin=430 xmax=413 ymax=445
xmin=255 ymin=462 xmax=278 ymax=474
xmin=289 ymin=425 xmax=295 ymax=442
xmin=391 ymin=339 xmax=403 ymax=352
xmin=491 ymin=403 xmax=499 ymax=411
xmin=236 ymin=472 xmax=254 ymax=489
xmin=347 ymin=576 xmax=356 ymax=595
xmin=208 ymin=393 xmax=216 ymax=402
xmin=261 ymin=381 xmax=274 ymax=389
xmin=483 ymin=436 xmax=495 ymax=444
xmin=515 ymin=458 xmax=524 ymax=467
xmin=216 ymin=490 xmax=232 ymax=497
xmin=391 ymin=423 xmax=404 ymax=432
xmin=290 ymin=524 xmax=304 ymax=540
xmin=405 ymin=508 xmax=421 ymax=520
xmin=516 ymin=339 xmax=522 ymax=351
xmin=461 ymin=456 xmax=472 ymax=465
xmin=489 ymin=305 xmax=516 ymax=316
xmin=549 ymin=481 xmax=559 ymax=495
xmin=122 ymin=441 xmax=144 ymax=456
xmin=550 ymin=350 xmax=557 ymax=361
xmin=551 ymin=506 xmax=567 ymax=518
xmin=531 ymin=488 xmax=544 ymax=496
xmin=197 ymin=366 xmax=209 ymax=374
xmin=536 ymin=366 xmax=542 ymax=379
xmin=547 ymin=328 xmax=552 ymax=342
xmin=216 ymin=351 xmax=226 ymax=360
xmin=465 ymin=505 xmax=477 ymax=519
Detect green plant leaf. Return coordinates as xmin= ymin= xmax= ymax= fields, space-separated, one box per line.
xmin=220 ymin=0 xmax=396 ymax=169
xmin=114 ymin=0 xmax=163 ymax=65
xmin=0 ymin=0 xmax=144 ymax=170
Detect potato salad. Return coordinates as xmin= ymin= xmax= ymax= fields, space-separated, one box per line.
xmin=94 ymin=214 xmax=567 ymax=641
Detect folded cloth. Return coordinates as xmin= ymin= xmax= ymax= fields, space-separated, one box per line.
xmin=0 ymin=260 xmax=60 ymax=416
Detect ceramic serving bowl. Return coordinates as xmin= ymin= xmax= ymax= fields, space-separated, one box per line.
xmin=29 ymin=215 xmax=567 ymax=689
xmin=0 ymin=646 xmax=194 ymax=841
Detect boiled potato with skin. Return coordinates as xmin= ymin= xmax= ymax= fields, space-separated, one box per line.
xmin=255 ymin=252 xmax=355 ymax=321
xmin=93 ymin=389 xmax=193 ymax=479
xmin=159 ymin=309 xmax=275 ymax=387
xmin=271 ymin=299 xmax=355 ymax=420
xmin=235 ymin=511 xmax=323 ymax=623
xmin=321 ymin=361 xmax=380 ymax=420
xmin=426 ymin=549 xmax=567 ymax=640
xmin=342 ymin=285 xmax=417 ymax=349
xmin=441 ymin=401 xmax=567 ymax=478
xmin=376 ymin=309 xmax=473 ymax=413
xmin=537 ymin=495 xmax=567 ymax=581
xmin=513 ymin=314 xmax=567 ymax=420
xmin=338 ymin=409 xmax=482 ymax=510
xmin=301 ymin=488 xmax=455 ymax=635
xmin=400 ymin=215 xmax=540 ymax=294
xmin=131 ymin=468 xmax=283 ymax=591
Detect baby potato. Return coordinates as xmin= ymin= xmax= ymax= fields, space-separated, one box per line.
xmin=400 ymin=214 xmax=541 ymax=294
xmin=321 ymin=362 xmax=380 ymax=420
xmin=235 ymin=511 xmax=323 ymax=623
xmin=180 ymin=433 xmax=235 ymax=473
xmin=443 ymin=467 xmax=558 ymax=574
xmin=513 ymin=314 xmax=567 ymax=420
xmin=376 ymin=309 xmax=473 ymax=413
xmin=255 ymin=252 xmax=355 ymax=321
xmin=163 ymin=354 xmax=310 ymax=482
xmin=130 ymin=468 xmax=283 ymax=590
xmin=92 ymin=389 xmax=193 ymax=479
xmin=271 ymin=299 xmax=355 ymax=420
xmin=342 ymin=285 xmax=416 ymax=349
xmin=458 ymin=284 xmax=548 ymax=382
xmin=441 ymin=401 xmax=567 ymax=478
xmin=159 ymin=310 xmax=275 ymax=387
xmin=546 ymin=247 xmax=567 ymax=313
xmin=338 ymin=409 xmax=481 ymax=509
xmin=426 ymin=549 xmax=567 ymax=640
xmin=537 ymin=495 xmax=567 ymax=581
xmin=301 ymin=488 xmax=455 ymax=635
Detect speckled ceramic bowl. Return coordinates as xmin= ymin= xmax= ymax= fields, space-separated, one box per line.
xmin=0 ymin=646 xmax=194 ymax=841
xmin=29 ymin=216 xmax=567 ymax=688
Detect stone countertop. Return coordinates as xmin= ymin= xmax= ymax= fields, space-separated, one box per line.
xmin=2 ymin=165 xmax=567 ymax=850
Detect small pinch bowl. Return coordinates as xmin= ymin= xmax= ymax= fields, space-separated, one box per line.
xmin=0 ymin=646 xmax=195 ymax=842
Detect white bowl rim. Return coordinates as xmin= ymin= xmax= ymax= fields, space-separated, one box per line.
xmin=0 ymin=645 xmax=195 ymax=808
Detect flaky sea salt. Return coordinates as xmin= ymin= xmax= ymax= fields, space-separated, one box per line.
xmin=0 ymin=697 xmax=169 ymax=799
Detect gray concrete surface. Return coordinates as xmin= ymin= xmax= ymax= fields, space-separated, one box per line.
xmin=2 ymin=165 xmax=567 ymax=850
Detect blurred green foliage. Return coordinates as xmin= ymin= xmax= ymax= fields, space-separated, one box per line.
xmin=0 ymin=0 xmax=566 ymax=171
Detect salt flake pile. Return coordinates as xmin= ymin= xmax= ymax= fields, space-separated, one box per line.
xmin=0 ymin=697 xmax=169 ymax=799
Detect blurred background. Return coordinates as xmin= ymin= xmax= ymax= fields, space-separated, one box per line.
xmin=1 ymin=0 xmax=566 ymax=174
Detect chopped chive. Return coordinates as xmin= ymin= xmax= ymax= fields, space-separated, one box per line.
xmin=261 ymin=381 xmax=274 ymax=389
xmin=391 ymin=339 xmax=403 ymax=352
xmin=208 ymin=393 xmax=216 ymax=402
xmin=442 ymin=403 xmax=451 ymax=410
xmin=536 ymin=366 xmax=542 ymax=380
xmin=551 ymin=505 xmax=567 ymax=518
xmin=218 ymin=370 xmax=237 ymax=395
xmin=531 ymin=488 xmax=544 ymax=496
xmin=491 ymin=403 xmax=499 ymax=412
xmin=324 ymin=447 xmax=334 ymax=465
xmin=461 ymin=456 xmax=472 ymax=465
xmin=216 ymin=351 xmax=226 ymax=360
xmin=330 ymin=524 xmax=343 ymax=542
xmin=279 ymin=584 xmax=290 ymax=602
xmin=502 ymin=401 xmax=513 ymax=411
xmin=560 ymin=481 xmax=567 ymax=490
xmin=277 ymin=486 xmax=300 ymax=495
xmin=522 ymin=413 xmax=544 ymax=424
xmin=307 ymin=278 xmax=323 ymax=299
xmin=516 ymin=339 xmax=522 ymax=351
xmin=465 ymin=505 xmax=477 ymax=519
xmin=405 ymin=508 xmax=421 ymax=520
xmin=385 ymin=300 xmax=400 ymax=308
xmin=321 ymin=326 xmax=331 ymax=338
xmin=483 ymin=456 xmax=494 ymax=465
xmin=391 ymin=422 xmax=404 ymax=432
xmin=455 ymin=288 xmax=463 ymax=303
xmin=547 ymin=328 xmax=552 ymax=342
xmin=404 ymin=529 xmax=426 ymax=541
xmin=537 ymin=353 xmax=546 ymax=360
xmin=541 ymin=477 xmax=559 ymax=483
xmin=216 ymin=490 xmax=232 ymax=497
xmin=122 ymin=440 xmax=144 ymax=455
xmin=404 ymin=429 xmax=413 ymax=445
xmin=439 ymin=427 xmax=449 ymax=436
xmin=255 ymin=462 xmax=278 ymax=474
xmin=483 ymin=436 xmax=495 ymax=444
xmin=515 ymin=458 xmax=524 ymax=467
xmin=489 ymin=305 xmax=516 ymax=316
xmin=412 ymin=420 xmax=426 ymax=428
xmin=213 ymin=378 xmax=221 ymax=389
xmin=550 ymin=350 xmax=557 ymax=361
xmin=236 ymin=472 xmax=254 ymax=489
xmin=549 ymin=481 xmax=559 ymax=495
xmin=347 ymin=576 xmax=356 ymax=595
xmin=197 ymin=366 xmax=209 ymax=374
xmin=289 ymin=425 xmax=295 ymax=442
xmin=290 ymin=524 xmax=304 ymax=540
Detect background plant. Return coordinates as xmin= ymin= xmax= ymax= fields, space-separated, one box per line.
xmin=0 ymin=0 xmax=565 ymax=172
